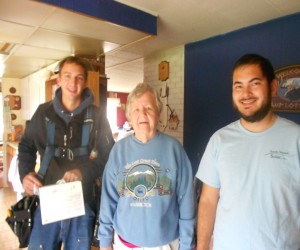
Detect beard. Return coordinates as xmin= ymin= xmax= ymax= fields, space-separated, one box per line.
xmin=233 ymin=91 xmax=272 ymax=123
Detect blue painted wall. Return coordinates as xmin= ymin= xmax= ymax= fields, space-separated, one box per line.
xmin=37 ymin=0 xmax=157 ymax=35
xmin=184 ymin=13 xmax=300 ymax=174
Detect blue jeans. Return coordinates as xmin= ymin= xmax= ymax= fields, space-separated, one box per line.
xmin=28 ymin=204 xmax=95 ymax=250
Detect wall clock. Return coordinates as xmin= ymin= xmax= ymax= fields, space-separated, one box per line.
xmin=158 ymin=61 xmax=169 ymax=81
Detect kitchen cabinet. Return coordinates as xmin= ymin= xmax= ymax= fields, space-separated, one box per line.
xmin=21 ymin=77 xmax=30 ymax=120
xmin=21 ymin=73 xmax=45 ymax=120
xmin=87 ymin=71 xmax=100 ymax=106
xmin=45 ymin=77 xmax=58 ymax=102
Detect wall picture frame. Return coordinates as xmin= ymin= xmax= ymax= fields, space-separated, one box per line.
xmin=272 ymin=65 xmax=300 ymax=112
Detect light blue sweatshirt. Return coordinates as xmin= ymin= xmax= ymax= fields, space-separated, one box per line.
xmin=99 ymin=131 xmax=195 ymax=249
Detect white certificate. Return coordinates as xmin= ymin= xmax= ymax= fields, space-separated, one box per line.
xmin=39 ymin=181 xmax=85 ymax=225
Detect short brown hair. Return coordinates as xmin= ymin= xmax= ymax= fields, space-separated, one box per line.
xmin=58 ymin=56 xmax=93 ymax=80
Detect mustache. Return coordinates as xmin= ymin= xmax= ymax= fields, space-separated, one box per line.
xmin=239 ymin=97 xmax=256 ymax=102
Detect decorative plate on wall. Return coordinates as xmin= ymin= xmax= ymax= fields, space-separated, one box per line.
xmin=11 ymin=113 xmax=17 ymax=120
xmin=9 ymin=87 xmax=16 ymax=94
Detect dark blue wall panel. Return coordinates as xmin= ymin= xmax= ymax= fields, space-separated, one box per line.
xmin=184 ymin=13 xmax=300 ymax=174
xmin=37 ymin=0 xmax=157 ymax=35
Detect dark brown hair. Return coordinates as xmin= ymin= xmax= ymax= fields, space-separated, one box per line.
xmin=233 ymin=54 xmax=275 ymax=84
xmin=58 ymin=56 xmax=93 ymax=80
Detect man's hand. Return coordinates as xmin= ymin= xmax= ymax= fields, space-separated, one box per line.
xmin=22 ymin=172 xmax=42 ymax=195
xmin=63 ymin=169 xmax=82 ymax=182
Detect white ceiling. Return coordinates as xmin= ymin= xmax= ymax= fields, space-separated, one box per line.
xmin=1 ymin=0 xmax=300 ymax=92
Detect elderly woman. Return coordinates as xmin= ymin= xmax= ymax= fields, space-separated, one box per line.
xmin=98 ymin=83 xmax=195 ymax=250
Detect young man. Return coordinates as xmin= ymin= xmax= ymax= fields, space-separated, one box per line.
xmin=18 ymin=56 xmax=114 ymax=249
xmin=196 ymin=54 xmax=300 ymax=250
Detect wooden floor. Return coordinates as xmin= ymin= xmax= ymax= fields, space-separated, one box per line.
xmin=0 ymin=187 xmax=22 ymax=250
xmin=0 ymin=187 xmax=99 ymax=250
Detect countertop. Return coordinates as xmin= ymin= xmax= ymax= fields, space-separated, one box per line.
xmin=6 ymin=142 xmax=19 ymax=150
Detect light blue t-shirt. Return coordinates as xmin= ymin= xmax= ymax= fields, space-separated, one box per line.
xmin=99 ymin=131 xmax=195 ymax=250
xmin=196 ymin=117 xmax=300 ymax=250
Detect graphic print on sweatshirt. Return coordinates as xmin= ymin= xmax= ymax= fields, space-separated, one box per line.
xmin=117 ymin=159 xmax=173 ymax=205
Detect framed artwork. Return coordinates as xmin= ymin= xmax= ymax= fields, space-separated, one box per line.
xmin=272 ymin=65 xmax=300 ymax=112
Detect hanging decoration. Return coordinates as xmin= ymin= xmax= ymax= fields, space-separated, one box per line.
xmin=158 ymin=81 xmax=168 ymax=130
xmin=167 ymin=105 xmax=179 ymax=130
xmin=158 ymin=61 xmax=180 ymax=131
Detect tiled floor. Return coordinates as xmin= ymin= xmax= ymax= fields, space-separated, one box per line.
xmin=0 ymin=187 xmax=99 ymax=250
xmin=0 ymin=187 xmax=23 ymax=250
